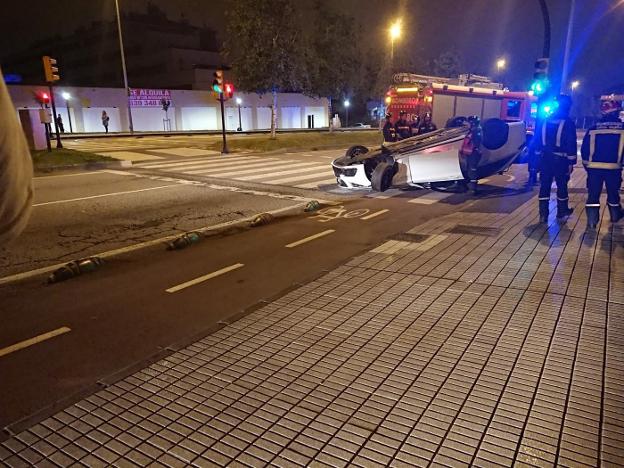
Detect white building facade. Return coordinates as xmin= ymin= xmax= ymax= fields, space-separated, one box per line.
xmin=8 ymin=85 xmax=330 ymax=134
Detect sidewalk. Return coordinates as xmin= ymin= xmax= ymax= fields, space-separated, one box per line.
xmin=2 ymin=170 xmax=623 ymax=467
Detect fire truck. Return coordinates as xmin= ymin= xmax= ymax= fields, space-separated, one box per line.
xmin=385 ymin=73 xmax=536 ymax=130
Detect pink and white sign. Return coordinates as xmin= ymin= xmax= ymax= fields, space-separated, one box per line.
xmin=129 ymin=89 xmax=172 ymax=107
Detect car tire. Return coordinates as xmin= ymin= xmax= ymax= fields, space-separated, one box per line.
xmin=345 ymin=145 xmax=369 ymax=159
xmin=371 ymin=161 xmax=395 ymax=192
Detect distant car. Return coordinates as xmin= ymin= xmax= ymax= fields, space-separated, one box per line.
xmin=331 ymin=118 xmax=527 ymax=191
xmin=353 ymin=123 xmax=372 ymax=129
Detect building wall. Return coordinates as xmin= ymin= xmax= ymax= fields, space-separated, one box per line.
xmin=7 ymin=85 xmax=329 ymax=133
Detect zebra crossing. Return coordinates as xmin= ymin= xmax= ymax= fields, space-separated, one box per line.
xmin=133 ymin=154 xmax=337 ymax=190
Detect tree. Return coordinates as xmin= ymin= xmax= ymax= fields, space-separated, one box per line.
xmin=433 ymin=51 xmax=462 ymax=78
xmin=223 ymin=0 xmax=309 ymax=138
xmin=306 ymin=1 xmax=359 ymax=129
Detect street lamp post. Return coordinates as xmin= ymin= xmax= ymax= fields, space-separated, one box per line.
xmin=389 ymin=20 xmax=402 ymax=64
xmin=114 ymin=0 xmax=134 ymax=134
xmin=496 ymin=58 xmax=506 ymax=86
xmin=570 ymin=80 xmax=580 ymax=92
xmin=61 ymin=92 xmax=73 ymax=133
xmin=344 ymin=100 xmax=350 ymax=128
xmin=236 ymin=97 xmax=243 ymax=132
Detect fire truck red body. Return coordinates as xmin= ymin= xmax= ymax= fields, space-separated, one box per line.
xmin=385 ymin=74 xmax=536 ymax=130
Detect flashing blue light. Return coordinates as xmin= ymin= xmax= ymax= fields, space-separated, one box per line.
xmin=538 ymin=100 xmax=559 ymax=119
xmin=3 ymin=73 xmax=22 ymax=84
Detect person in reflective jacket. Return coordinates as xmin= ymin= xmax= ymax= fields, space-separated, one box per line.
xmin=581 ymin=99 xmax=624 ymax=228
xmin=536 ymin=95 xmax=577 ymax=223
xmin=382 ymin=113 xmax=397 ymax=143
xmin=394 ymin=111 xmax=411 ymax=140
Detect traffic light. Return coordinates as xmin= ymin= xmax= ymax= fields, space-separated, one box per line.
xmin=224 ymin=83 xmax=234 ymax=100
xmin=35 ymin=91 xmax=50 ymax=105
xmin=212 ymin=70 xmax=223 ymax=93
xmin=531 ymin=57 xmax=549 ymax=96
xmin=42 ymin=56 xmax=60 ymax=83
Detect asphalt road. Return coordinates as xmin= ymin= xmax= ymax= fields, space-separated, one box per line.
xmin=0 ymin=153 xmax=535 ymax=434
xmin=0 ymin=170 xmax=312 ymax=278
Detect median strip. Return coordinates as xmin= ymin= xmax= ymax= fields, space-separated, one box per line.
xmin=361 ymin=209 xmax=389 ymax=220
xmin=166 ymin=263 xmax=244 ymax=293
xmin=285 ymin=230 xmax=335 ymax=248
xmin=0 ymin=327 xmax=71 ymax=358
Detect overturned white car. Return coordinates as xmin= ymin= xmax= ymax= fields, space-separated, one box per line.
xmin=332 ymin=119 xmax=527 ymax=191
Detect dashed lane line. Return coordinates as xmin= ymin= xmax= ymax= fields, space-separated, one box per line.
xmin=166 ymin=263 xmax=244 ymax=293
xmin=285 ymin=230 xmax=335 ymax=248
xmin=0 ymin=327 xmax=71 ymax=358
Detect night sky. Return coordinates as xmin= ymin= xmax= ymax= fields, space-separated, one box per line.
xmin=2 ymin=0 xmax=623 ymax=99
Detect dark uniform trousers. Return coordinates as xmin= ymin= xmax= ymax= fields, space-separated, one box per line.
xmin=538 ymin=153 xmax=570 ymax=203
xmin=586 ymin=169 xmax=622 ymax=208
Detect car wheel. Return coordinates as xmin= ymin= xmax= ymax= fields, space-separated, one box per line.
xmin=371 ymin=161 xmax=395 ymax=192
xmin=345 ymin=145 xmax=369 ymax=158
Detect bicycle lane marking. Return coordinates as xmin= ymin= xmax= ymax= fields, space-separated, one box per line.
xmin=308 ymin=205 xmax=371 ymax=223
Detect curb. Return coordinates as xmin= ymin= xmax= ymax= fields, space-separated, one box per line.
xmin=0 ymin=202 xmax=318 ymax=286
xmin=34 ymin=160 xmax=132 ymax=174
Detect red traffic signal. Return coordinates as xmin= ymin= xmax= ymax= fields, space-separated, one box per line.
xmin=35 ymin=91 xmax=50 ymax=105
xmin=224 ymin=83 xmax=234 ymax=99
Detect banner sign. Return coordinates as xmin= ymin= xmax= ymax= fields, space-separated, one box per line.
xmin=129 ymin=89 xmax=172 ymax=107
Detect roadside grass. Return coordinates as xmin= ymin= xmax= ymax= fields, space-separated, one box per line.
xmin=31 ymin=148 xmax=115 ymax=171
xmin=200 ymin=130 xmax=382 ymax=153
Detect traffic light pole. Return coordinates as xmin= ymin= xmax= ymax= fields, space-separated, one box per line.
xmin=219 ymin=93 xmax=229 ymax=154
xmin=48 ymin=85 xmax=63 ymax=149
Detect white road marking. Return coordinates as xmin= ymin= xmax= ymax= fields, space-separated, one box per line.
xmin=102 ymin=169 xmax=135 ymax=176
xmin=34 ymin=172 xmax=105 ymax=180
xmin=188 ymin=160 xmax=297 ymax=177
xmin=149 ymin=147 xmax=220 ymax=157
xmin=33 ymin=185 xmax=179 ymax=207
xmin=97 ymin=151 xmax=164 ymax=162
xmin=140 ymin=156 xmax=258 ymax=170
xmin=407 ymin=191 xmax=453 ymax=205
xmin=235 ymin=163 xmax=328 ymax=181
xmin=286 ymin=229 xmax=335 ymax=248
xmin=361 ymin=209 xmax=389 ymax=220
xmin=369 ymin=189 xmax=400 ymax=199
xmin=166 ymin=263 xmax=244 ymax=293
xmin=0 ymin=327 xmax=71 ymax=358
xmin=162 ymin=158 xmax=267 ymax=172
xmin=267 ymin=170 xmax=334 ymax=185
xmin=295 ymin=178 xmax=338 ymax=189
xmin=180 ymin=159 xmax=277 ymax=174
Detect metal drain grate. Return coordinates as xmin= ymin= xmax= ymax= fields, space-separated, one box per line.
xmin=389 ymin=233 xmax=432 ymax=243
xmin=446 ymin=224 xmax=502 ymax=237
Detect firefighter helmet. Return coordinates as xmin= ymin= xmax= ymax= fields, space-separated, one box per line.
xmin=601 ymin=99 xmax=622 ymax=116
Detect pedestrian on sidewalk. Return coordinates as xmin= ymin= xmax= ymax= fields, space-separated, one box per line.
xmin=0 ymin=69 xmax=33 ymax=245
xmin=101 ymin=110 xmax=110 ymax=133
xmin=536 ymin=94 xmax=577 ymax=223
xmin=581 ymin=99 xmax=624 ymax=228
xmin=56 ymin=114 xmax=65 ymax=133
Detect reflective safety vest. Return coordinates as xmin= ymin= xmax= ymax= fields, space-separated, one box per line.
xmin=581 ymin=117 xmax=624 ymax=170
xmin=540 ymin=118 xmax=577 ymax=164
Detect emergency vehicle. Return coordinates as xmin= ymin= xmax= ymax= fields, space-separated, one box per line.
xmin=385 ymin=73 xmax=536 ymax=130
xmin=600 ymin=94 xmax=624 ymax=122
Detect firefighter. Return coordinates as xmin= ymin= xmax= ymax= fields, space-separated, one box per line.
xmin=581 ymin=99 xmax=624 ymax=228
xmin=395 ymin=111 xmax=411 ymax=140
xmin=537 ymin=95 xmax=577 ymax=223
xmin=382 ymin=113 xmax=397 ymax=143
xmin=460 ymin=115 xmax=483 ymax=195
xmin=410 ymin=115 xmax=421 ymax=136
xmin=418 ymin=112 xmax=437 ymax=134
